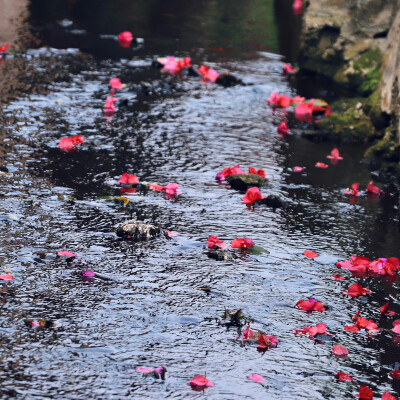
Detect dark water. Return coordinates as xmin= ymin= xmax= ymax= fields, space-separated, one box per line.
xmin=0 ymin=1 xmax=400 ymax=399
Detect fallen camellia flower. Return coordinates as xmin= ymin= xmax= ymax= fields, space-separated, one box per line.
xmin=283 ymin=63 xmax=297 ymax=75
xmin=220 ymin=164 xmax=245 ymax=177
xmin=57 ymin=251 xmax=76 ymax=257
xmin=293 ymin=166 xmax=305 ymax=173
xmin=118 ymin=173 xmax=139 ymax=185
xmin=356 ymin=385 xmax=373 ymax=400
xmin=366 ymin=181 xmax=381 ymax=194
xmin=267 ymin=92 xmax=281 ymax=106
xmin=294 ymin=103 xmax=313 ymax=122
xmin=315 ymin=162 xmax=328 ymax=169
xmin=104 ymin=96 xmax=118 ymax=114
xmin=342 ymin=283 xmax=371 ymax=297
xmin=278 ymin=120 xmax=289 ymax=136
xmin=293 ymin=323 xmax=328 ymax=337
xmin=248 ymin=167 xmax=266 ymax=177
xmin=332 ymin=274 xmax=346 ymax=280
xmin=335 ymin=372 xmax=354 ymax=382
xmin=164 ymin=183 xmax=181 ymax=196
xmin=336 ymin=255 xmax=370 ymax=274
xmin=380 ymin=301 xmax=396 ymax=316
xmin=118 ymin=31 xmax=133 ymax=48
xmin=369 ymin=257 xmax=399 ymax=276
xmin=293 ymin=0 xmax=303 ymax=15
xmin=296 ymin=298 xmax=325 ymax=312
xmin=327 ymin=148 xmax=343 ymax=165
xmin=248 ymin=373 xmax=265 ymax=382
xmin=303 ymin=250 xmax=318 ymax=258
xmin=0 ymin=43 xmax=10 ymax=53
xmin=160 ymin=56 xmax=191 ymax=74
xmin=343 ymin=183 xmax=360 ymax=196
xmin=0 ymin=274 xmax=13 ymax=281
xmin=198 ymin=65 xmax=220 ymax=83
xmin=82 ymin=270 xmax=95 ymax=277
xmin=332 ymin=344 xmax=348 ymax=356
xmin=267 ymin=92 xmax=291 ymax=108
xmin=207 ymin=235 xmax=228 ymax=249
xmin=390 ymin=370 xmax=400 ymax=380
xmin=231 ymin=238 xmax=255 ymax=250
xmin=241 ymin=187 xmax=266 ymax=207
xmin=187 ymin=374 xmax=214 ymax=388
xmin=109 ymin=77 xmax=124 ymax=90
xmin=58 ymin=135 xmax=85 ymax=152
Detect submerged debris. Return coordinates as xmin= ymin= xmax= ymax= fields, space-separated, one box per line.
xmin=116 ymin=220 xmax=161 ymax=240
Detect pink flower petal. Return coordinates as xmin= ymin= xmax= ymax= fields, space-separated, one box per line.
xmin=58 ymin=251 xmax=76 ymax=257
xmin=332 ymin=344 xmax=348 ymax=356
xmin=248 ymin=373 xmax=265 ymax=382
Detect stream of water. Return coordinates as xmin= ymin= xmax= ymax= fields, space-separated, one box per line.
xmin=0 ymin=1 xmax=400 ymax=399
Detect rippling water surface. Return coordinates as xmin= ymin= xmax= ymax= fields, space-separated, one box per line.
xmin=0 ymin=1 xmax=400 ymax=399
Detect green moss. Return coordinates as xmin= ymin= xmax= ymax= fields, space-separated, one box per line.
xmin=364 ymin=129 xmax=400 ymax=161
xmin=317 ymin=98 xmax=375 ymax=143
xmin=363 ymin=90 xmax=390 ymax=131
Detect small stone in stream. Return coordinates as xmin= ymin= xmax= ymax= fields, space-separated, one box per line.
xmin=215 ymin=73 xmax=243 ymax=87
xmin=255 ymin=195 xmax=285 ymax=209
xmin=207 ymin=249 xmax=237 ymax=261
xmin=226 ymin=173 xmax=268 ymax=191
xmin=116 ymin=220 xmax=161 ymax=240
xmin=222 ymin=309 xmax=247 ymax=327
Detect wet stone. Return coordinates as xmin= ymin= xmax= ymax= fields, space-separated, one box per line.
xmin=255 ymin=195 xmax=285 ymax=209
xmin=207 ymin=249 xmax=237 ymax=261
xmin=215 ymin=73 xmax=243 ymax=87
xmin=226 ymin=173 xmax=268 ymax=191
xmin=116 ymin=220 xmax=161 ymax=241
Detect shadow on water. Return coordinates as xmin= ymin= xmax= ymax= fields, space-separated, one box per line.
xmin=0 ymin=0 xmax=399 ymax=399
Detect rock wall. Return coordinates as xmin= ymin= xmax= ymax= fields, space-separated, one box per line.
xmin=300 ymin=0 xmax=400 ymax=164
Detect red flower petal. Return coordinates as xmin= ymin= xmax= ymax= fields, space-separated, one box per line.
xmin=332 ymin=274 xmax=346 ymax=280
xmin=345 ymin=325 xmax=359 ymax=333
xmin=303 ymin=250 xmax=318 ymax=258
xmin=0 ymin=274 xmax=13 ymax=281
xmin=109 ymin=77 xmax=124 ymax=90
xmin=248 ymin=373 xmax=265 ymax=382
xmin=293 ymin=166 xmax=304 ymax=172
xmin=335 ymin=372 xmax=354 ymax=382
xmin=315 ymin=162 xmax=328 ymax=169
xmin=149 ymin=184 xmax=164 ymax=191
xmin=57 ymin=251 xmax=76 ymax=257
xmin=118 ymin=31 xmax=133 ymax=48
xmin=231 ymin=238 xmax=255 ymax=250
xmin=332 ymin=344 xmax=348 ymax=356
xmin=278 ymin=120 xmax=289 ymax=136
xmin=390 ymin=370 xmax=400 ymax=380
xmin=356 ymin=385 xmax=373 ymax=400
xmin=187 ymin=375 xmax=214 ymax=387
xmin=58 ymin=135 xmax=85 ymax=151
xmin=241 ymin=187 xmax=265 ymax=206
xmin=118 ymin=173 xmax=139 ymax=185
xmin=207 ymin=235 xmax=228 ymax=249
xmin=382 ymin=393 xmax=398 ymax=400
xmin=342 ymin=283 xmax=371 ymax=297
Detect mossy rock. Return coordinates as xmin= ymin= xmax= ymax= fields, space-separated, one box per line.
xmin=364 ymin=129 xmax=400 ymax=162
xmin=364 ymin=90 xmax=390 ymax=131
xmin=317 ymin=97 xmax=376 ymax=143
xmin=226 ymin=173 xmax=268 ymax=191
xmin=207 ymin=249 xmax=237 ymax=261
xmin=333 ymin=48 xmax=382 ymax=94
